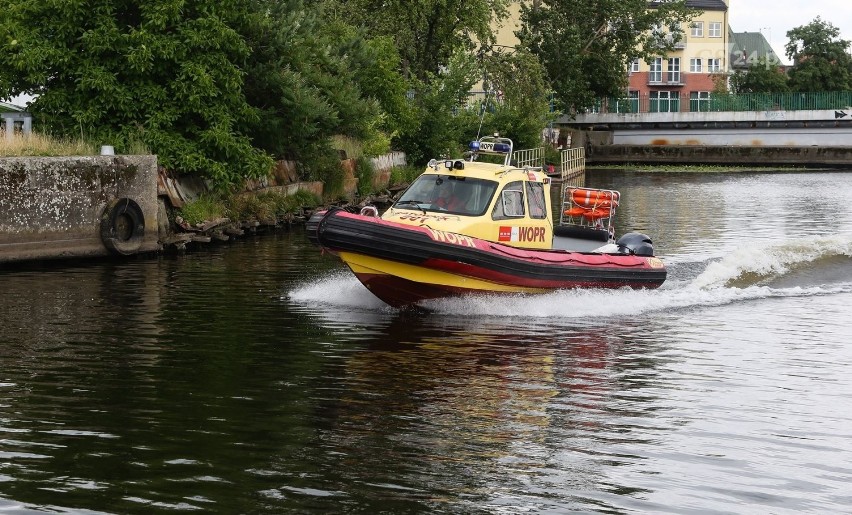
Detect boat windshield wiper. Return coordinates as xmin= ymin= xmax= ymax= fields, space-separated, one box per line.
xmin=394 ymin=200 xmax=427 ymax=214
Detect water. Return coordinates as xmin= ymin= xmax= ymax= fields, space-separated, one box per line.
xmin=2 ymin=170 xmax=852 ymax=513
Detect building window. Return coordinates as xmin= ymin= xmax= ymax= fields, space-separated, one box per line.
xmin=690 ymin=91 xmax=711 ymax=112
xmin=691 ymin=21 xmax=704 ymax=38
xmin=650 ymin=91 xmax=680 ymax=113
xmin=689 ymin=58 xmax=702 ymax=73
xmin=649 ymin=58 xmax=663 ymax=83
xmin=630 ymin=58 xmax=640 ymax=73
xmin=667 ymin=58 xmax=681 ymax=84
xmin=709 ymin=22 xmax=722 ymax=37
xmin=708 ymin=58 xmax=722 ymax=72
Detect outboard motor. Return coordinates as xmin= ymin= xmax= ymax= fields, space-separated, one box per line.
xmin=616 ymin=232 xmax=655 ymax=257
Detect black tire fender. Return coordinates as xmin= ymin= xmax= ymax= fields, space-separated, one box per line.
xmin=100 ymin=198 xmax=145 ymax=255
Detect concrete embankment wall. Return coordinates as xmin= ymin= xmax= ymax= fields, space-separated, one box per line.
xmin=587 ymin=144 xmax=852 ymax=167
xmin=0 ymin=156 xmax=161 ymax=263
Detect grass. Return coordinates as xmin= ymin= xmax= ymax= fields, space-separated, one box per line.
xmin=331 ymin=135 xmax=363 ymax=160
xmin=178 ymin=189 xmax=323 ymax=226
xmin=1 ymin=132 xmax=98 ymax=156
xmin=178 ymin=195 xmax=227 ymax=226
xmin=0 ymin=132 xmax=151 ymax=157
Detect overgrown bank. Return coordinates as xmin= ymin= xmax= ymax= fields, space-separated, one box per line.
xmin=166 ymin=162 xmax=424 ymax=250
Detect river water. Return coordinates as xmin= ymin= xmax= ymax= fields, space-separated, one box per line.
xmin=2 ymin=170 xmax=852 ymax=513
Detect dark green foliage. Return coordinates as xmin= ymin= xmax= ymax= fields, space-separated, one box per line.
xmin=300 ymin=151 xmax=346 ymax=201
xmin=319 ymin=22 xmax=415 ymax=146
xmin=394 ymin=48 xmax=551 ymax=165
xmin=395 ymin=50 xmax=481 ymax=164
xmin=475 ymin=47 xmax=553 ymax=149
xmin=0 ymin=0 xmax=272 ymax=189
xmin=0 ymin=0 xmax=394 ymax=191
xmin=288 ymin=189 xmax=323 ymax=210
xmin=239 ymin=1 xmax=385 ymax=165
xmin=519 ymin=0 xmax=695 ymax=112
xmin=785 ymin=17 xmax=852 ymax=92
xmin=0 ymin=0 xmax=558 ymax=192
xmin=329 ymin=0 xmax=509 ymax=80
xmin=323 ymin=0 xmax=547 ymax=167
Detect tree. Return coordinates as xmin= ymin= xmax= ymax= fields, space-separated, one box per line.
xmin=0 ymin=0 xmax=272 ymax=188
xmin=328 ymin=0 xmax=509 ymax=81
xmin=472 ymin=47 xmax=554 ymax=149
xmin=518 ymin=0 xmax=695 ymax=112
xmin=730 ymin=57 xmax=789 ymax=94
xmin=238 ymin=0 xmax=386 ymax=169
xmin=395 ymin=49 xmax=482 ymax=164
xmin=315 ymin=19 xmax=416 ymax=153
xmin=785 ymin=17 xmax=852 ymax=92
xmin=323 ymin=0 xmax=556 ymax=164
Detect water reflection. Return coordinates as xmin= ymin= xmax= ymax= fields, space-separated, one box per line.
xmin=262 ymin=309 xmax=676 ymax=512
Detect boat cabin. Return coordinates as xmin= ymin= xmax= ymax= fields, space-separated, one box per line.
xmin=383 ymin=136 xmax=555 ymax=250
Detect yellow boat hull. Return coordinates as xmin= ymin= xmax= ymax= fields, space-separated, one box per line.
xmin=339 ymin=251 xmax=546 ymax=307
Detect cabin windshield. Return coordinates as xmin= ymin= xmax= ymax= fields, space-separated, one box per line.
xmin=395 ymin=175 xmax=499 ymax=216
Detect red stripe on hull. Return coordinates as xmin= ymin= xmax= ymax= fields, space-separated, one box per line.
xmin=421 ymin=257 xmax=656 ymax=289
xmin=353 ymin=272 xmax=472 ymax=308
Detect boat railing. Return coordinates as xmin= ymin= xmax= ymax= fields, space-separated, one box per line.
xmin=558 ymin=186 xmax=619 ymax=241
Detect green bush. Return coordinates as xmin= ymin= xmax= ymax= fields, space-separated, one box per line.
xmin=287 ymin=189 xmax=322 ymax=210
xmin=389 ymin=165 xmax=424 ymax=188
xmin=299 ymin=148 xmax=345 ymax=200
xmin=355 ymin=156 xmax=374 ymax=197
xmin=544 ymin=144 xmax=561 ymax=167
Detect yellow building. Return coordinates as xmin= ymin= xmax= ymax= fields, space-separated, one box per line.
xmin=493 ymin=1 xmax=523 ymax=49
xmin=485 ymin=1 xmax=731 ymax=113
xmin=628 ymin=0 xmax=730 ymax=112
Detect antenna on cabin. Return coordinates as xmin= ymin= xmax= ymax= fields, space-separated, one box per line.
xmin=475 ymin=93 xmax=489 ymax=141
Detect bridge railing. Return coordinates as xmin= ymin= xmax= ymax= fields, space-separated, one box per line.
xmin=592 ymin=91 xmax=852 ymax=114
xmin=560 ymin=148 xmax=585 ymax=182
xmin=513 ymin=146 xmax=544 ymax=168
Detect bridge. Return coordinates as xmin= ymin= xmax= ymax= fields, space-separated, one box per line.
xmin=556 ymin=92 xmax=852 ymax=167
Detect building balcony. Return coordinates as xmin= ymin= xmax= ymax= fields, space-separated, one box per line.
xmin=647 ymin=77 xmax=684 ymax=87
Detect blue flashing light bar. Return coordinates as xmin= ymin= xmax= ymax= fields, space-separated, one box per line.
xmin=472 ymin=140 xmax=511 ymax=154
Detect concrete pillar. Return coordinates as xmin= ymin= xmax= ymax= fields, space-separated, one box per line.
xmin=22 ymin=116 xmax=32 ymax=135
xmin=4 ymin=118 xmax=13 ymax=140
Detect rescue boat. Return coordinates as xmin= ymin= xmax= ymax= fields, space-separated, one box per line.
xmin=307 ymin=136 xmax=666 ymax=307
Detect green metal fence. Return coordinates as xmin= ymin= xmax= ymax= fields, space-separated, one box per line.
xmin=708 ymin=91 xmax=852 ymax=112
xmin=595 ymin=91 xmax=852 ymax=114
